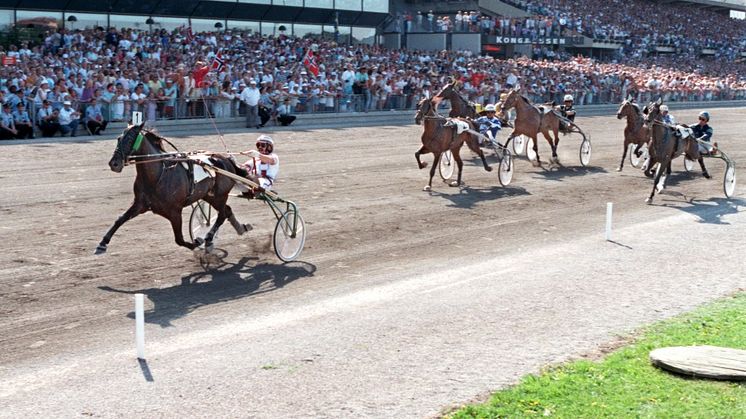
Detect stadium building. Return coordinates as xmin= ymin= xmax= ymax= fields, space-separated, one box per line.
xmin=0 ymin=0 xmax=388 ymax=43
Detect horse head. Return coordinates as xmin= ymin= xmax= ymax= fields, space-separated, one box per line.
xmin=501 ymin=89 xmax=519 ymax=111
xmin=643 ymin=99 xmax=663 ymax=126
xmin=617 ymin=100 xmax=639 ymax=120
xmin=109 ymin=122 xmax=146 ymax=173
xmin=435 ymin=81 xmax=457 ymax=101
xmin=415 ymin=97 xmax=434 ymax=125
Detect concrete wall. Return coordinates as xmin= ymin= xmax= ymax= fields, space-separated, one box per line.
xmin=381 ymin=33 xmax=401 ymax=50
xmin=406 ymin=33 xmax=447 ymax=52
xmin=451 ymin=33 xmax=482 ymax=54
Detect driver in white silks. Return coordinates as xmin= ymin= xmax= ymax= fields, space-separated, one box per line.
xmin=234 ymin=134 xmax=279 ymax=197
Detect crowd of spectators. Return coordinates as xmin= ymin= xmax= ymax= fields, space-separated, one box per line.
xmin=0 ymin=20 xmax=746 ymax=139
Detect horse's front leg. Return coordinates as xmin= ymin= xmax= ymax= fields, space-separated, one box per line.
xmin=647 ymin=164 xmax=665 ymax=204
xmin=530 ymin=134 xmax=542 ymax=167
xmin=545 ymin=128 xmax=560 ymax=164
xmin=167 ymin=211 xmax=199 ymax=250
xmin=415 ymin=145 xmax=428 ymax=169
xmin=618 ymin=139 xmax=629 ymax=172
xmin=95 ymin=201 xmax=147 ymax=254
xmin=451 ymin=148 xmax=465 ymax=187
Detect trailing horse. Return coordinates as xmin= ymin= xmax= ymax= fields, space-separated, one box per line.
xmin=615 ymin=99 xmax=650 ymax=172
xmin=500 ymin=89 xmax=569 ymax=166
xmin=414 ymin=97 xmax=491 ymax=191
xmin=643 ymin=99 xmax=709 ymax=203
xmin=434 ymin=80 xmax=479 ymax=119
xmin=95 ymin=123 xmax=247 ymax=255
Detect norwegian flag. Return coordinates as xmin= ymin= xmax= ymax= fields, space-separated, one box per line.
xmin=180 ymin=25 xmax=194 ymax=43
xmin=211 ymin=53 xmax=225 ymax=73
xmin=302 ymin=49 xmax=319 ymax=78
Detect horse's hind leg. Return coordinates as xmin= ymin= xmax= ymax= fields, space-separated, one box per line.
xmin=95 ymin=201 xmax=147 ymax=254
xmin=464 ymin=134 xmax=492 ymax=172
xmin=544 ymin=128 xmax=560 ymax=163
xmin=451 ymin=148 xmax=465 ymax=187
xmin=647 ymin=164 xmax=665 ymax=204
xmin=698 ymin=157 xmax=711 ymax=178
xmin=424 ymin=152 xmax=440 ymax=191
xmin=225 ymin=204 xmax=252 ymax=235
xmin=530 ymin=134 xmax=542 ymax=167
xmin=415 ymin=146 xmax=428 ymax=169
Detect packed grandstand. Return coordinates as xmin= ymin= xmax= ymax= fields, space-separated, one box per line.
xmin=0 ymin=0 xmax=745 ymax=138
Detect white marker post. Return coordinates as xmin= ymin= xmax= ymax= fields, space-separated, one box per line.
xmin=605 ymin=202 xmax=613 ymax=241
xmin=132 ymin=111 xmax=143 ymax=125
xmin=135 ymin=293 xmax=145 ymax=359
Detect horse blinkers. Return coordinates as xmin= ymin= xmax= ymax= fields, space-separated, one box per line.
xmin=109 ymin=123 xmax=145 ymax=173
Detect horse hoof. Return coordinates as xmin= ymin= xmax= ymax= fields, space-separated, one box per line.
xmin=94 ymin=245 xmax=107 ymax=255
xmin=423 ymin=185 xmax=431 ymax=191
xmin=645 ymin=197 xmax=652 ymax=204
xmin=194 ymin=237 xmax=205 ymax=248
xmin=243 ymin=224 xmax=253 ymax=233
xmin=485 ymin=165 xmax=493 ymax=172
xmin=531 ymin=160 xmax=541 ymax=168
xmin=449 ymin=181 xmax=461 ymax=187
xmin=419 ymin=162 xmax=428 ymax=170
xmin=616 ymin=167 xmax=622 ymax=172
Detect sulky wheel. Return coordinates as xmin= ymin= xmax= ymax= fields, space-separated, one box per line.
xmin=439 ymin=150 xmax=455 ymax=181
xmin=579 ymin=137 xmax=592 ymax=167
xmin=684 ymin=158 xmax=695 ymax=172
xmin=526 ymin=137 xmax=537 ymax=162
xmin=724 ymin=165 xmax=736 ymax=198
xmin=512 ymin=135 xmax=526 ymax=155
xmin=274 ymin=210 xmax=306 ymax=262
xmin=630 ymin=143 xmax=648 ymax=168
xmin=498 ymin=149 xmax=513 ymax=186
xmin=189 ymin=200 xmax=218 ymax=242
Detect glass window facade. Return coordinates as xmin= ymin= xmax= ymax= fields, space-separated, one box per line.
xmin=227 ymin=20 xmax=260 ymax=33
xmin=261 ymin=22 xmax=291 ymax=37
xmin=293 ymin=23 xmax=322 ymax=38
xmin=109 ymin=14 xmax=148 ymax=30
xmin=363 ymin=0 xmax=388 ymax=13
xmin=0 ymin=9 xmax=13 ymax=31
xmin=273 ymin=0 xmax=302 ymax=6
xmin=335 ymin=0 xmax=361 ymax=11
xmin=237 ymin=0 xmax=271 ymax=4
xmin=16 ymin=10 xmax=63 ymax=30
xmin=191 ymin=18 xmax=226 ymax=33
xmin=305 ymin=0 xmax=333 ymax=9
xmin=352 ymin=26 xmax=375 ymax=44
xmin=63 ymin=13 xmax=108 ymax=30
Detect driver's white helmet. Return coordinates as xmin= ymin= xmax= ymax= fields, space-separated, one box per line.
xmin=256 ymin=134 xmax=274 ymax=146
xmin=484 ymin=104 xmax=497 ymax=112
xmin=660 ymin=104 xmax=669 ymax=112
xmin=563 ymin=94 xmax=574 ymax=102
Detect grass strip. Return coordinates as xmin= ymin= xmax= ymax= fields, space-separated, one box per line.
xmin=448 ymin=293 xmax=746 ymax=418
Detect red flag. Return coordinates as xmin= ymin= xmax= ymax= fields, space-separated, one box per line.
xmin=211 ymin=53 xmax=225 ymax=73
xmin=302 ymin=49 xmax=319 ymax=78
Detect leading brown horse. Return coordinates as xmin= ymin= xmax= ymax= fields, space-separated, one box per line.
xmin=414 ymin=97 xmax=491 ymax=191
xmin=96 ymin=123 xmax=247 ymax=254
xmin=643 ymin=99 xmax=709 ymax=203
xmin=615 ymin=99 xmax=650 ymax=172
xmin=500 ymin=89 xmax=565 ymax=166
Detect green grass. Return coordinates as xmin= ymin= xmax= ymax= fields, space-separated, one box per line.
xmin=449 ymin=293 xmax=746 ymax=419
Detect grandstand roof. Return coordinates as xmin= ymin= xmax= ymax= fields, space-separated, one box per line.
xmin=655 ymin=0 xmax=746 ymax=12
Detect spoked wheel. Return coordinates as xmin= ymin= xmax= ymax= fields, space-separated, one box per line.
xmin=630 ymin=144 xmax=648 ymax=168
xmin=512 ymin=135 xmax=526 ymax=155
xmin=526 ymin=137 xmax=537 ymax=162
xmin=497 ymin=149 xmax=513 ymax=186
xmin=724 ymin=164 xmax=737 ymax=198
xmin=439 ymin=150 xmax=455 ymax=180
xmin=189 ymin=200 xmax=218 ymax=242
xmin=684 ymin=158 xmax=695 ymax=172
xmin=273 ymin=210 xmax=306 ymax=262
xmin=579 ymin=137 xmax=592 ymax=167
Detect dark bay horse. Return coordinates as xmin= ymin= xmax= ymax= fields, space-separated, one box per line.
xmin=414 ymin=97 xmax=491 ymax=191
xmin=434 ymin=80 xmax=478 ymax=119
xmin=500 ymin=89 xmax=565 ymax=166
xmin=643 ymin=99 xmax=708 ymax=203
xmin=615 ymin=99 xmax=650 ymax=172
xmin=95 ymin=123 xmax=246 ymax=254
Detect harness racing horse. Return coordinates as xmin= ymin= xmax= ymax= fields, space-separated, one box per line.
xmin=434 ymin=80 xmax=479 ymax=119
xmin=643 ymin=99 xmax=708 ymax=203
xmin=500 ymin=89 xmax=568 ymax=166
xmin=95 ymin=123 xmax=246 ymax=255
xmin=616 ymin=99 xmax=651 ymax=172
xmin=414 ymin=97 xmax=492 ymax=191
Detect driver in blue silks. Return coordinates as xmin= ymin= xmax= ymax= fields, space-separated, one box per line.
xmin=474 ymin=104 xmax=502 ymax=146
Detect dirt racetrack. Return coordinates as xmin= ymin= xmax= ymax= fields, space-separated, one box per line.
xmin=1 ymin=108 xmax=745 ymax=417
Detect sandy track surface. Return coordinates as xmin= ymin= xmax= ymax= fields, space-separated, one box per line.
xmin=1 ymin=109 xmax=745 ymax=417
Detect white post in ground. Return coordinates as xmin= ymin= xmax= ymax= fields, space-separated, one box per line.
xmin=605 ymin=202 xmax=613 ymax=241
xmin=135 ymin=293 xmax=145 ymax=359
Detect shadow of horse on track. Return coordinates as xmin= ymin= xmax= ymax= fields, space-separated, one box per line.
xmin=429 ymin=185 xmax=530 ymax=209
xmin=529 ymin=165 xmax=607 ymax=182
xmin=99 ymin=255 xmax=317 ymax=327
xmin=656 ymin=196 xmax=746 ymax=225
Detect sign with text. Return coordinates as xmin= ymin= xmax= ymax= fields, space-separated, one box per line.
xmin=487 ymin=36 xmax=584 ymax=46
